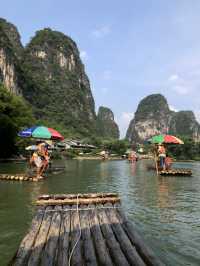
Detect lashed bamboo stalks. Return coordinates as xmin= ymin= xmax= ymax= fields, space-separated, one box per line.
xmin=79 ymin=205 xmax=98 ymax=266
xmin=88 ymin=203 xmax=113 ymax=266
xmin=114 ymin=202 xmax=164 ymax=266
xmin=11 ymin=193 xmax=164 ymax=266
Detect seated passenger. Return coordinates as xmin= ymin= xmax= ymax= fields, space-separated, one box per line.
xmin=165 ymin=154 xmax=173 ymax=170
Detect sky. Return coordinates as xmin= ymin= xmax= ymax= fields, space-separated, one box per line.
xmin=1 ymin=0 xmax=200 ymax=137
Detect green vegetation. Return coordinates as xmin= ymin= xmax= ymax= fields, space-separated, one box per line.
xmin=0 ymin=18 xmax=23 ymax=58
xmin=167 ymin=137 xmax=200 ymax=161
xmin=169 ymin=111 xmax=200 ymax=138
xmin=0 ymin=84 xmax=35 ymax=158
xmin=102 ymin=139 xmax=129 ymax=155
xmin=135 ymin=94 xmax=171 ymax=121
xmin=21 ymin=28 xmax=97 ymax=138
xmin=96 ymin=106 xmax=119 ymax=139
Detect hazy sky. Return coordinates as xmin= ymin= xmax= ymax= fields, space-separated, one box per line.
xmin=1 ymin=0 xmax=200 ymax=137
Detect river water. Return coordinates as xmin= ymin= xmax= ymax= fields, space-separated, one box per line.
xmin=0 ymin=159 xmax=200 ymax=265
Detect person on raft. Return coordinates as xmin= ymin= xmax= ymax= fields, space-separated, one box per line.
xmin=30 ymin=141 xmax=50 ymax=181
xmin=128 ymin=150 xmax=137 ymax=163
xmin=100 ymin=150 xmax=109 ymax=160
xmin=157 ymin=144 xmax=166 ymax=170
xmin=165 ymin=154 xmax=173 ymax=170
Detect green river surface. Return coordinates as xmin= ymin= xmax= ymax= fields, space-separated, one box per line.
xmin=0 ymin=159 xmax=200 ymax=265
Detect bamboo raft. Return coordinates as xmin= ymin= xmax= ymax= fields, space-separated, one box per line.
xmin=0 ymin=174 xmax=36 ymax=181
xmin=11 ymin=193 xmax=163 ymax=266
xmin=159 ymin=168 xmax=192 ymax=176
xmin=147 ymin=166 xmax=192 ymax=176
xmin=0 ymin=166 xmax=66 ymax=182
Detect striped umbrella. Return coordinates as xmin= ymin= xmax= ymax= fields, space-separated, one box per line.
xmin=148 ymin=134 xmax=184 ymax=144
xmin=18 ymin=126 xmax=64 ymax=141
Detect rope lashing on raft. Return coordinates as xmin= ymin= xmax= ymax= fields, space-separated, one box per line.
xmin=68 ymin=194 xmax=82 ymax=266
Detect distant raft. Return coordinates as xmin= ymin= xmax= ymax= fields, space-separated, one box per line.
xmin=159 ymin=168 xmax=192 ymax=176
xmin=11 ymin=193 xmax=163 ymax=266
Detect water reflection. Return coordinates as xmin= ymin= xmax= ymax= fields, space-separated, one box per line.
xmin=0 ymin=159 xmax=200 ymax=265
xmin=99 ymin=161 xmax=109 ymax=180
xmin=129 ymin=162 xmax=137 ymax=176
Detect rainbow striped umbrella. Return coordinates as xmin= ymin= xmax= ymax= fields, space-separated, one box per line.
xmin=148 ymin=134 xmax=184 ymax=144
xmin=18 ymin=126 xmax=64 ymax=141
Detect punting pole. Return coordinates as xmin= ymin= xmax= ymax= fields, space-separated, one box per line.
xmin=154 ymin=150 xmax=159 ymax=176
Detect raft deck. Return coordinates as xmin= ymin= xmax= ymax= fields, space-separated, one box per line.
xmin=11 ymin=193 xmax=163 ymax=266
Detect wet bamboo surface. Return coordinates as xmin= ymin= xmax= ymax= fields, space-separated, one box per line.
xmin=11 ymin=193 xmax=164 ymax=266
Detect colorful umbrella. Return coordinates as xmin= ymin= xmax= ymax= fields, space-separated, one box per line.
xmin=148 ymin=134 xmax=184 ymax=144
xmin=18 ymin=126 xmax=64 ymax=141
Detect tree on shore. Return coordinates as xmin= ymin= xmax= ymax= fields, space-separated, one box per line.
xmin=0 ymin=84 xmax=35 ymax=158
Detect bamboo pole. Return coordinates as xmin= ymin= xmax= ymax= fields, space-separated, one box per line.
xmin=55 ymin=205 xmax=71 ymax=266
xmin=11 ymin=206 xmax=45 ymax=266
xmin=115 ymin=203 xmax=164 ymax=266
xmin=41 ymin=206 xmax=62 ymax=266
xmin=154 ymin=151 xmax=159 ymax=176
xmin=97 ymin=204 xmax=129 ymax=266
xmin=69 ymin=204 xmax=83 ymax=265
xmin=105 ymin=203 xmax=146 ymax=266
xmin=89 ymin=204 xmax=113 ymax=266
xmin=27 ymin=206 xmax=53 ymax=266
xmin=36 ymin=197 xmax=120 ymax=206
xmin=80 ymin=205 xmax=98 ymax=266
xmin=38 ymin=193 xmax=118 ymax=200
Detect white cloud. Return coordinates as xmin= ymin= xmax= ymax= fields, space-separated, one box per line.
xmin=169 ymin=105 xmax=178 ymax=112
xmin=167 ymin=72 xmax=195 ymax=96
xmin=92 ymin=25 xmax=111 ymax=38
xmin=103 ymin=70 xmax=112 ymax=80
xmin=168 ymin=74 xmax=179 ymax=82
xmin=121 ymin=112 xmax=134 ymax=123
xmin=80 ymin=50 xmax=88 ymax=60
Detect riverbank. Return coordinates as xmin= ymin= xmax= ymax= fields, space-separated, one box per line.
xmin=0 ymin=155 xmax=199 ymax=163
